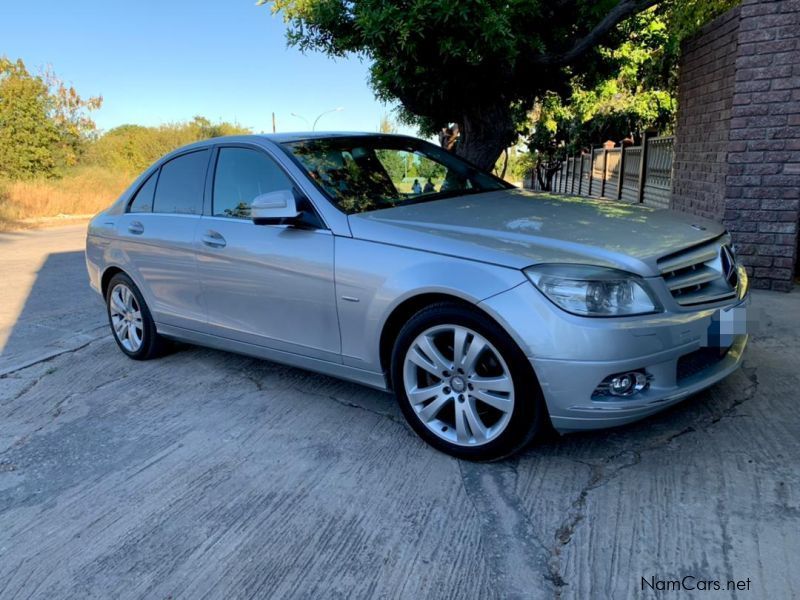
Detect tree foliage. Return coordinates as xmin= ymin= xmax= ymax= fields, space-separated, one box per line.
xmin=264 ymin=0 xmax=741 ymax=170
xmin=264 ymin=0 xmax=662 ymax=169
xmin=527 ymin=7 xmax=674 ymax=157
xmin=88 ymin=116 xmax=250 ymax=174
xmin=0 ymin=57 xmax=101 ymax=179
xmin=529 ymin=1 xmax=737 ymax=155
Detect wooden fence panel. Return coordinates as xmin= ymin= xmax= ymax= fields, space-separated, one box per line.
xmin=621 ymin=147 xmax=642 ymax=203
xmin=642 ymin=137 xmax=673 ymax=208
xmin=589 ymin=149 xmax=604 ymax=198
xmin=605 ymin=149 xmax=621 ymax=198
xmin=525 ymin=136 xmax=675 ymax=207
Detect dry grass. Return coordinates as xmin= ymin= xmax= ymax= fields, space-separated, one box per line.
xmin=0 ymin=167 xmax=132 ymax=231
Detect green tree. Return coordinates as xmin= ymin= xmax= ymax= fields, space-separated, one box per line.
xmin=415 ymin=156 xmax=445 ymax=182
xmin=376 ymin=149 xmax=408 ymax=183
xmin=88 ymin=116 xmax=251 ymax=174
xmin=529 ymin=8 xmax=675 ymax=157
xmin=0 ymin=58 xmax=100 ymax=179
xmin=528 ymin=2 xmax=737 ymax=154
xmin=263 ymin=0 xmax=667 ymax=170
xmin=524 ymin=1 xmax=736 ymax=189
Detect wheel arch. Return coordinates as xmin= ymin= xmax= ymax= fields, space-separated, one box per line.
xmin=379 ymin=292 xmax=521 ymax=390
xmin=101 ymin=265 xmax=125 ymax=299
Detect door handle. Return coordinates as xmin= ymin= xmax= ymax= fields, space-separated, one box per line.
xmin=128 ymin=221 xmax=144 ymax=235
xmin=202 ymin=230 xmax=227 ymax=248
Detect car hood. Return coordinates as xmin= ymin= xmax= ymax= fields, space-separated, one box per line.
xmin=347 ymin=189 xmax=725 ymax=276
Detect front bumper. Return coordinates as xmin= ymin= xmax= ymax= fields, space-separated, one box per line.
xmin=532 ymin=332 xmax=747 ymax=432
xmin=479 ymin=281 xmax=749 ymax=433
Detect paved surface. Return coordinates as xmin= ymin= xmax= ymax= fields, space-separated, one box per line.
xmin=0 ymin=225 xmax=104 ymax=374
xmin=0 ymin=225 xmax=798 ymax=599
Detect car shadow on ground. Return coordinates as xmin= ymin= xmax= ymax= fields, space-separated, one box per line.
xmin=0 ymin=250 xmax=105 ymax=374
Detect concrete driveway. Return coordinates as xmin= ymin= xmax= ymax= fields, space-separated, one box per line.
xmin=1 ymin=225 xmax=798 ymax=599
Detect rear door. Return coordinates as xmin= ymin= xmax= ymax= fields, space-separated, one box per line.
xmin=194 ymin=145 xmax=340 ymax=362
xmin=115 ymin=149 xmax=210 ymax=329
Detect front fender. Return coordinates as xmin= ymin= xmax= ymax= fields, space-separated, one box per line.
xmin=335 ymin=237 xmax=525 ymax=372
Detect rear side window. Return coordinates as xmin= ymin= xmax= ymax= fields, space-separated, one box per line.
xmin=152 ymin=150 xmax=210 ymax=215
xmin=213 ymin=147 xmax=293 ymax=219
xmin=128 ymin=172 xmax=157 ymax=213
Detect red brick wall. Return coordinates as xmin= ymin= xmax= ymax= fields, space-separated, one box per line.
xmin=672 ymin=0 xmax=800 ymax=291
xmin=672 ymin=7 xmax=741 ymax=221
xmin=724 ymin=0 xmax=799 ymax=291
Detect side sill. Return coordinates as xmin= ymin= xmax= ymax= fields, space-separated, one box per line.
xmin=156 ymin=323 xmax=390 ymax=392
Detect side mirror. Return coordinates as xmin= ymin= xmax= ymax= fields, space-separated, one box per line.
xmin=251 ymin=189 xmax=301 ymax=225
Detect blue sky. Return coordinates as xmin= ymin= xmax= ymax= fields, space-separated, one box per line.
xmin=2 ymin=0 xmax=415 ymax=135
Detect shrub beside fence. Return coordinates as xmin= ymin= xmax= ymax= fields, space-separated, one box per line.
xmin=530 ymin=135 xmax=674 ymax=209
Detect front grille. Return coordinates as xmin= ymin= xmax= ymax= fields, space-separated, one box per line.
xmin=658 ymin=236 xmax=738 ymax=306
xmin=676 ymin=347 xmax=730 ymax=381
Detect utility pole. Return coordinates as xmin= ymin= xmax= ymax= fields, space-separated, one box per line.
xmin=272 ymin=112 xmax=276 ymax=134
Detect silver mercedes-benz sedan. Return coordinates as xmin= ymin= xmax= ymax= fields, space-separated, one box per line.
xmin=85 ymin=133 xmax=749 ymax=460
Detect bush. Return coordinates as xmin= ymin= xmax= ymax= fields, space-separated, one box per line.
xmin=87 ymin=116 xmax=250 ymax=174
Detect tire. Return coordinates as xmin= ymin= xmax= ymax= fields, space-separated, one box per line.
xmin=391 ymin=302 xmax=545 ymax=461
xmin=105 ymin=272 xmax=167 ymax=360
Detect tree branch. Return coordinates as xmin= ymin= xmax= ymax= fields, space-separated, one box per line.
xmin=532 ymin=0 xmax=660 ymax=66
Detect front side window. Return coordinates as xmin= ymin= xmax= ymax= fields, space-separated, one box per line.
xmin=280 ymin=136 xmax=509 ymax=214
xmin=152 ymin=149 xmax=209 ymax=215
xmin=212 ymin=147 xmax=293 ymax=219
xmin=127 ymin=171 xmax=157 ymax=213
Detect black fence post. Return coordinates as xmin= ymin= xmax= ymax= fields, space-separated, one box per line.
xmin=600 ymin=148 xmax=609 ymax=197
xmin=578 ymin=154 xmax=584 ymax=195
xmin=587 ymin=147 xmax=594 ymax=197
xmin=557 ymin=160 xmax=563 ymax=193
xmin=617 ymin=145 xmax=626 ymax=200
xmin=570 ymin=157 xmax=576 ymax=194
xmin=637 ymin=132 xmax=650 ymax=204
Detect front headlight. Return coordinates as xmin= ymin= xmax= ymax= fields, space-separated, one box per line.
xmin=524 ymin=264 xmax=660 ymax=317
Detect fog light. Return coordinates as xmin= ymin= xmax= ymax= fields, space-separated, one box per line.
xmin=593 ymin=371 xmax=650 ymax=399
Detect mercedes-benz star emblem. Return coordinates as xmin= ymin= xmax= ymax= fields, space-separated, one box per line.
xmin=720 ymin=245 xmax=736 ymax=283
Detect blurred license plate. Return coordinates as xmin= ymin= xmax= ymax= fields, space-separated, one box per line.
xmin=704 ymin=303 xmax=747 ymax=348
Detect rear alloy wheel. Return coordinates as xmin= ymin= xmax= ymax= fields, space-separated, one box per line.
xmin=109 ymin=283 xmax=144 ymax=353
xmin=392 ymin=303 xmax=544 ymax=460
xmin=106 ymin=273 xmax=167 ymax=360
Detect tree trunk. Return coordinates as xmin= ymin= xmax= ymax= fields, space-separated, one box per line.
xmin=535 ymin=163 xmax=560 ymax=191
xmin=536 ymin=166 xmax=547 ymax=191
xmin=455 ymin=104 xmax=516 ymax=172
xmin=545 ymin=168 xmax=557 ymax=191
xmin=499 ymin=148 xmax=509 ymax=180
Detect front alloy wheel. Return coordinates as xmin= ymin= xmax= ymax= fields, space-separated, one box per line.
xmin=392 ymin=303 xmax=544 ymax=460
xmin=403 ymin=325 xmax=514 ymax=446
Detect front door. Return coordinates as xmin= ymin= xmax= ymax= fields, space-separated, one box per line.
xmin=194 ymin=146 xmax=340 ymax=362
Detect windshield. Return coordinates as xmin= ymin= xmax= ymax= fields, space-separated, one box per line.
xmin=280 ymin=135 xmax=511 ymax=214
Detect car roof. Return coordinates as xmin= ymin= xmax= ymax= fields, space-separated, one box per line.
xmin=263 ymin=131 xmax=388 ymax=143
xmin=113 ymin=131 xmax=418 ymax=215
xmin=193 ymin=131 xmax=413 ymax=146
xmin=158 ymin=132 xmax=422 ymax=163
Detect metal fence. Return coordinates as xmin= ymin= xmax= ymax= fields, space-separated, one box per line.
xmin=530 ymin=135 xmax=674 ymax=209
